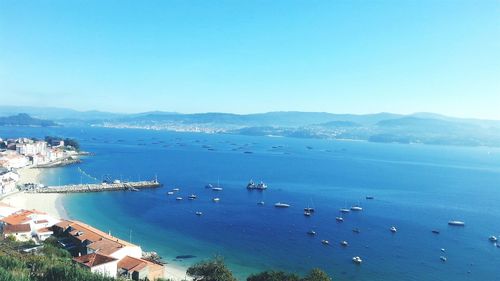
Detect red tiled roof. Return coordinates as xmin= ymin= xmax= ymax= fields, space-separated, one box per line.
xmin=3 ymin=223 xmax=31 ymax=234
xmin=1 ymin=210 xmax=33 ymax=225
xmin=73 ymin=253 xmax=117 ymax=268
xmin=36 ymin=227 xmax=53 ymax=234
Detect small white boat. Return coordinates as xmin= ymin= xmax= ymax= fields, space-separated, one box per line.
xmin=304 ymin=211 xmax=312 ymax=217
xmin=448 ymin=220 xmax=465 ymax=226
xmin=212 ymin=187 xmax=223 ymax=191
xmin=176 ymin=197 xmax=183 ymax=201
xmin=441 ymin=248 xmax=446 ymax=252
xmin=205 ymin=184 xmax=213 ymax=189
xmin=340 ymin=208 xmax=351 ymax=213
xmin=274 ymin=202 xmax=291 ymax=208
xmin=212 ymin=198 xmax=220 ymax=202
xmin=390 ymin=226 xmax=397 ymax=233
xmin=336 ymin=217 xmax=344 ymax=222
xmin=188 ymin=194 xmax=197 ymax=200
xmin=195 ymin=212 xmax=203 ymax=216
xmin=257 ymin=201 xmax=265 ymax=205
xmin=340 ymin=240 xmax=349 ymax=247
xmin=167 ymin=191 xmax=174 ymax=195
xmin=173 ymin=188 xmax=180 ymax=191
xmin=350 ymin=206 xmax=363 ymax=211
xmin=321 ymin=240 xmax=330 ymax=245
xmin=489 ymin=235 xmax=498 ymax=242
xmin=352 ymin=256 xmax=362 ymax=264
xmin=440 ymin=256 xmax=447 ymax=262
xmin=307 ymin=230 xmax=317 ymax=236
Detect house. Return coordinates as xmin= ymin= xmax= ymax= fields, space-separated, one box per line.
xmin=36 ymin=227 xmax=53 ymax=241
xmin=53 ymin=220 xmax=142 ymax=260
xmin=54 ymin=220 xmax=165 ymax=280
xmin=118 ymin=256 xmax=165 ymax=281
xmin=0 ymin=209 xmax=60 ymax=241
xmin=3 ymin=223 xmax=32 ymax=241
xmin=73 ymin=253 xmax=118 ymax=278
xmin=0 ymin=168 xmax=20 ymax=195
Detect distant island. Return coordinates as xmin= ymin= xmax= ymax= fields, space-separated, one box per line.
xmin=1 ymin=106 xmax=500 ymax=147
xmin=0 ymin=113 xmax=57 ymax=127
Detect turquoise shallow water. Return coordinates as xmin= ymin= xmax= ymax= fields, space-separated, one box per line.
xmin=2 ymin=126 xmax=500 ymax=281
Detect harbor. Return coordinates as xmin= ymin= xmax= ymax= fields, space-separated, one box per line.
xmin=27 ymin=180 xmax=161 ymax=193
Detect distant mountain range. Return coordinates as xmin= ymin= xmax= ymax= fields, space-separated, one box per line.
xmin=1 ymin=106 xmax=500 ymax=147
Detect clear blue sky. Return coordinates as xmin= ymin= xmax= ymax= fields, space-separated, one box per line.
xmin=0 ymin=0 xmax=498 ymax=118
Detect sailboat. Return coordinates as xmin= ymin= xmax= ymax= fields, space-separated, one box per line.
xmin=212 ymin=178 xmax=223 ymax=191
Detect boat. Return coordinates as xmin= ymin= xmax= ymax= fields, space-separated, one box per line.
xmin=304 ymin=207 xmax=315 ymax=213
xmin=340 ymin=208 xmax=351 ymax=213
xmin=304 ymin=211 xmax=312 ymax=217
xmin=321 ymin=240 xmax=330 ymax=245
xmin=257 ymin=201 xmax=265 ymax=205
xmin=172 ymin=188 xmax=180 ymax=191
xmin=188 ymin=194 xmax=197 ymax=200
xmin=390 ymin=226 xmax=397 ymax=233
xmin=440 ymin=256 xmax=447 ymax=262
xmin=340 ymin=240 xmax=349 ymax=247
xmin=489 ymin=235 xmax=498 ymax=242
xmin=175 ymin=197 xmax=183 ymax=201
xmin=246 ymin=180 xmax=256 ymax=189
xmin=195 ymin=212 xmax=203 ymax=216
xmin=432 ymin=230 xmax=440 ymax=234
xmin=307 ymin=230 xmax=317 ymax=236
xmin=336 ymin=217 xmax=344 ymax=222
xmin=212 ymin=198 xmax=220 ymax=202
xmin=352 ymin=256 xmax=362 ymax=264
xmin=448 ymin=220 xmax=465 ymax=226
xmin=352 ymin=228 xmax=360 ymax=234
xmin=350 ymin=206 xmax=363 ymax=211
xmin=441 ymin=248 xmax=446 ymax=252
xmin=247 ymin=180 xmax=268 ymax=190
xmin=205 ymin=184 xmax=213 ymax=189
xmin=167 ymin=191 xmax=174 ymax=195
xmin=212 ymin=187 xmax=223 ymax=191
xmin=274 ymin=202 xmax=291 ymax=208
xmin=256 ymin=181 xmax=268 ymax=190
xmin=366 ymin=196 xmax=374 ymax=200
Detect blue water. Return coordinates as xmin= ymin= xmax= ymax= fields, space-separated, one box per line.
xmin=2 ymin=126 xmax=500 ymax=281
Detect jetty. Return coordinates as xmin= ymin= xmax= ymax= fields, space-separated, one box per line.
xmin=29 ymin=180 xmax=161 ymax=194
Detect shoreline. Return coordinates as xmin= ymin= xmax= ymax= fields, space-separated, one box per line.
xmin=0 ymin=166 xmax=68 ymax=219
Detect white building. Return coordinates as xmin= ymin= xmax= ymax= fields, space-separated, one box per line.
xmin=73 ymin=253 xmax=118 ymax=277
xmin=0 ymin=169 xmax=20 ymax=195
xmin=16 ymin=141 xmax=47 ymax=157
xmin=2 ymin=223 xmax=32 ymax=241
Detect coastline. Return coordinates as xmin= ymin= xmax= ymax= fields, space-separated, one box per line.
xmin=0 ymin=166 xmax=68 ymax=219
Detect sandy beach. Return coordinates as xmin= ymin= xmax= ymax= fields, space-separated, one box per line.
xmin=164 ymin=263 xmax=192 ymax=281
xmin=0 ymin=167 xmax=68 ymax=219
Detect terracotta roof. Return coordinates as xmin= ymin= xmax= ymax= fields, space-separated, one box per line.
xmin=56 ymin=220 xmax=139 ymax=255
xmin=3 ymin=223 xmax=31 ymax=234
xmin=117 ymin=256 xmax=163 ymax=273
xmin=73 ymin=253 xmax=117 ymax=268
xmin=36 ymin=227 xmax=53 ymax=234
xmin=1 ymin=210 xmax=33 ymax=225
xmin=87 ymin=239 xmax=124 ymax=256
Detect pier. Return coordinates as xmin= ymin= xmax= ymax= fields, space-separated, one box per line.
xmin=29 ymin=180 xmax=161 ymax=193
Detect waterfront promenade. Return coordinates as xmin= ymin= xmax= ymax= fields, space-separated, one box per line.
xmin=28 ymin=180 xmax=161 ymax=193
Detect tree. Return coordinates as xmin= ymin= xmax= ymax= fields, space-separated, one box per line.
xmin=302 ymin=268 xmax=331 ymax=281
xmin=187 ymin=257 xmax=236 ymax=281
xmin=247 ymin=271 xmax=300 ymax=281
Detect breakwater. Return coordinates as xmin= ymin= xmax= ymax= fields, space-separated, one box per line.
xmin=29 ymin=180 xmax=161 ymax=193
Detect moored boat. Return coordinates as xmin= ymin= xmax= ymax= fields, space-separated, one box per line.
xmin=448 ymin=220 xmax=465 ymax=226
xmin=336 ymin=217 xmax=344 ymax=222
xmin=307 ymin=230 xmax=317 ymax=236
xmin=274 ymin=202 xmax=291 ymax=208
xmin=390 ymin=226 xmax=397 ymax=233
xmin=352 ymin=256 xmax=362 ymax=264
xmin=321 ymin=240 xmax=330 ymax=245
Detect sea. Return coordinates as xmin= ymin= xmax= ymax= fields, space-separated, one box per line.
xmin=1 ymin=126 xmax=500 ymax=281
